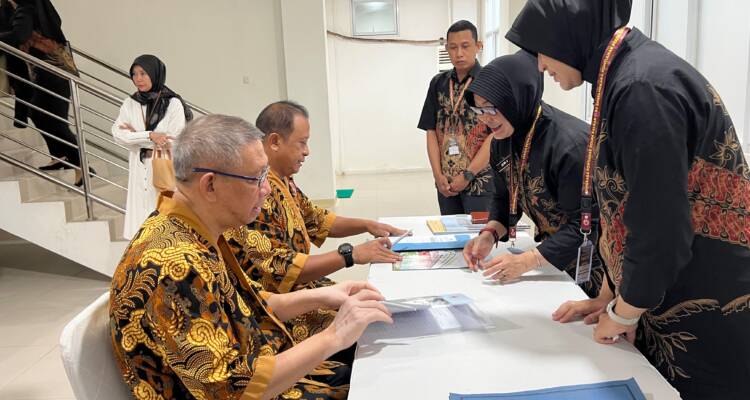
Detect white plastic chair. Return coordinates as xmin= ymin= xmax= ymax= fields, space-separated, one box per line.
xmin=59 ymin=292 xmax=132 ymax=400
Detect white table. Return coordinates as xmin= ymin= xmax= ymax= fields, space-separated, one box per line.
xmin=348 ymin=216 xmax=680 ymax=399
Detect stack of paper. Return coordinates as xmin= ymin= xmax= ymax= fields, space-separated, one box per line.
xmin=427 ymin=215 xmax=485 ymax=235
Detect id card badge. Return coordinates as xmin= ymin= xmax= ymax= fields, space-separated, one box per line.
xmin=575 ymin=239 xmax=594 ymax=284
xmin=448 ymin=136 xmax=460 ymax=156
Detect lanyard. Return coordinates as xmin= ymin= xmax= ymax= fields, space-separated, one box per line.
xmin=580 ymin=26 xmax=630 ymax=238
xmin=508 ymin=104 xmax=543 ymax=244
xmin=449 ymin=76 xmax=473 ymax=116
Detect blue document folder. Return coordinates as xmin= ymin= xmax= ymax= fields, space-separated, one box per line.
xmin=391 ymin=234 xmax=471 ymax=252
xmin=449 ymin=378 xmax=646 ymax=400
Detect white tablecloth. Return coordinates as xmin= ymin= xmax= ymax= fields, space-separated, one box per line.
xmin=348 ymin=216 xmax=680 ymax=399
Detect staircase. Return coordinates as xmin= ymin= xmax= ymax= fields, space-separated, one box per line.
xmin=0 ymin=123 xmax=128 ymax=276
xmin=0 ymin=43 xmax=209 ymax=277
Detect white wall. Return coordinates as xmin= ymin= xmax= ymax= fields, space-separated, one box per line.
xmin=327 ymin=0 xmax=460 ymax=174
xmin=55 ymin=0 xmax=288 ymax=125
xmin=653 ymin=0 xmax=750 ymax=149
xmin=693 ymin=0 xmax=750 ymax=147
xmin=281 ymin=0 xmax=337 ymax=200
xmin=56 ymin=0 xmax=339 ymax=200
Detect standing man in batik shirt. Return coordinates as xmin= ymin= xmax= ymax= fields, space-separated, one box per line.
xmin=110 ymin=114 xmax=392 ymax=400
xmin=419 ymin=20 xmax=493 ymax=215
xmin=225 ymin=101 xmax=406 ymax=343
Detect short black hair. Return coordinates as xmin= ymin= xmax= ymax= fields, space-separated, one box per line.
xmin=447 ymin=20 xmax=478 ymax=42
xmin=255 ymin=100 xmax=309 ymax=139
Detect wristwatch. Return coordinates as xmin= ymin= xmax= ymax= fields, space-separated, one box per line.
xmin=338 ymin=243 xmax=354 ymax=268
xmin=463 ymin=169 xmax=475 ymax=182
xmin=606 ymin=298 xmax=640 ymax=326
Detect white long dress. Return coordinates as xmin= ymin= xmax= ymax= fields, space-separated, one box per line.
xmin=112 ymin=97 xmax=186 ymax=239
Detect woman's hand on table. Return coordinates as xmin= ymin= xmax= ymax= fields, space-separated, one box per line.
xmin=478 ymin=251 xmax=537 ymax=283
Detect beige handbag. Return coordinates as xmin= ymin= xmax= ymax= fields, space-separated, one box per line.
xmin=152 ymin=146 xmax=176 ymax=194
xmin=140 ymin=91 xmax=175 ymax=193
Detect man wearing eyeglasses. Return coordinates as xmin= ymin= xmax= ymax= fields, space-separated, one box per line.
xmin=224 ymin=100 xmax=407 ymax=344
xmin=418 ymin=20 xmax=493 ymax=215
xmin=110 ymin=114 xmax=393 ymax=400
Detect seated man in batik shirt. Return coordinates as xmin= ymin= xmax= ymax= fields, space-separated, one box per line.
xmin=110 ymin=114 xmax=392 ymax=400
xmin=225 ymin=101 xmax=406 ymax=343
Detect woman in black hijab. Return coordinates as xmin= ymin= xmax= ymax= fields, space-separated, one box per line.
xmin=462 ymin=50 xmax=606 ymax=300
xmin=112 ymin=54 xmax=191 ymax=240
xmin=507 ymin=1 xmax=750 ymax=398
xmin=0 ymin=0 xmax=85 ymax=185
xmin=128 ymin=54 xmax=192 ymax=132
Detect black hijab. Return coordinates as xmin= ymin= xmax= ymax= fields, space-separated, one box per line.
xmin=467 ymin=50 xmax=543 ymax=143
xmin=505 ymin=0 xmax=632 ymax=84
xmin=15 ymin=0 xmax=66 ymax=43
xmin=130 ymin=54 xmax=193 ymax=131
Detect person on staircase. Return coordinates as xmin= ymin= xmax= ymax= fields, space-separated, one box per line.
xmin=112 ymin=54 xmax=192 ymax=240
xmin=0 ymin=0 xmax=89 ymax=186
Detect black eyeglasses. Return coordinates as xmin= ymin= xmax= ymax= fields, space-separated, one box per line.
xmin=192 ymin=166 xmax=269 ymax=187
xmin=469 ymin=106 xmax=498 ymax=116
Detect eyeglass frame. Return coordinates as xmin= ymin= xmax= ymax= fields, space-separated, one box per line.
xmin=191 ymin=166 xmax=269 ymax=187
xmin=469 ymin=105 xmax=498 ymax=116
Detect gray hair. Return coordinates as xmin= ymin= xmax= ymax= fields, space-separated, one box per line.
xmin=173 ymin=114 xmax=264 ymax=181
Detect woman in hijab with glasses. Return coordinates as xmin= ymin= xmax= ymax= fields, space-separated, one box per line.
xmin=462 ymin=50 xmax=607 ymax=300
xmin=505 ymin=1 xmax=750 ymax=398
xmin=112 ymin=54 xmax=192 ymax=240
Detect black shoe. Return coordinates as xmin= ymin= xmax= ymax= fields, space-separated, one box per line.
xmin=39 ymin=161 xmax=70 ymax=171
xmin=74 ymin=167 xmax=97 ymax=187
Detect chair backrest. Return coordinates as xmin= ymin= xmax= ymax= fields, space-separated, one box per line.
xmin=59 ymin=292 xmax=132 ymax=400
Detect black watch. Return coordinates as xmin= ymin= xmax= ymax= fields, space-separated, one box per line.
xmin=463 ymin=169 xmax=475 ymax=182
xmin=338 ymin=243 xmax=354 ymax=268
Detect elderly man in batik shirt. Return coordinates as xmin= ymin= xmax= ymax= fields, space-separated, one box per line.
xmin=225 ymin=101 xmax=407 ymax=343
xmin=110 ymin=114 xmax=392 ymax=400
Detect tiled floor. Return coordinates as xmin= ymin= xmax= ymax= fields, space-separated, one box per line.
xmin=0 ymin=171 xmax=440 ymax=399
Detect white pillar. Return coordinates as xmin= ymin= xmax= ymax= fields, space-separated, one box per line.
xmin=280 ymin=0 xmax=337 ymax=201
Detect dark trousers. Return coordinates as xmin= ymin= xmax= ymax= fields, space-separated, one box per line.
xmin=437 ymin=190 xmax=490 ymax=215
xmin=6 ymin=52 xmax=32 ymax=126
xmin=28 ymin=68 xmax=80 ymax=167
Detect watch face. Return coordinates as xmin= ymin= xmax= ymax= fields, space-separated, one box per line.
xmin=339 ymin=243 xmax=353 ymax=254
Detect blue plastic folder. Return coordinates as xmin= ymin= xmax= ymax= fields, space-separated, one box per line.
xmin=391 ymin=234 xmax=471 ymax=252
xmin=449 ymin=378 xmax=646 ymax=400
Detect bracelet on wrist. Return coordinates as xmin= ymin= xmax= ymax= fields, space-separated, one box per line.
xmin=479 ymin=227 xmax=499 ymax=246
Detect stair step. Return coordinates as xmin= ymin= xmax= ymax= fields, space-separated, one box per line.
xmin=0 ymin=145 xmax=129 ymax=181
xmin=68 ymin=205 xmax=127 ymax=242
xmin=0 ymin=127 xmax=47 ymax=151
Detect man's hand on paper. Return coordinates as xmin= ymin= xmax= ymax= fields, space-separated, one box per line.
xmin=315 ymin=281 xmax=384 ymax=310
xmin=366 ymin=221 xmax=409 ymax=237
xmin=353 ymin=237 xmax=402 ymax=264
xmin=324 ymin=290 xmax=393 ymax=352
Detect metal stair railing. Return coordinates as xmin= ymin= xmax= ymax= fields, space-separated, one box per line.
xmin=0 ymin=41 xmax=130 ymax=218
xmin=71 ymin=46 xmax=211 ymax=117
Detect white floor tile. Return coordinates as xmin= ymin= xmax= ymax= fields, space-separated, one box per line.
xmin=0 ymin=347 xmax=75 ymax=399
xmin=0 ymin=346 xmax=52 ymax=389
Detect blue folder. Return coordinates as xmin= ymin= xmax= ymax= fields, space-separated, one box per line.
xmin=449 ymin=378 xmax=646 ymax=400
xmin=392 ymin=234 xmax=471 ymax=252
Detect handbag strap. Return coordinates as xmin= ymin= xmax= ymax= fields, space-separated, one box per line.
xmin=139 ymin=90 xmax=163 ymax=131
